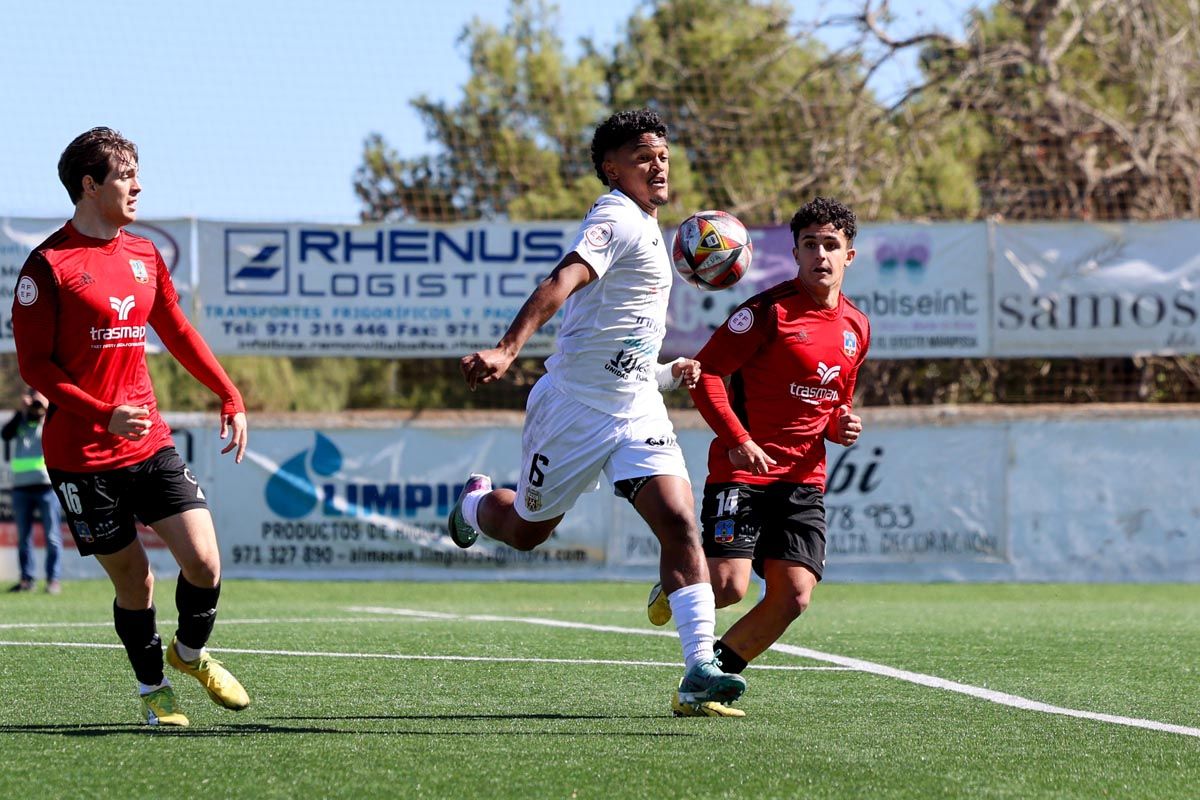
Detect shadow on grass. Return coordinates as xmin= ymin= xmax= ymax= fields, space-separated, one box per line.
xmin=265 ymin=713 xmax=670 ymax=722
xmin=0 ymin=718 xmax=694 ymax=737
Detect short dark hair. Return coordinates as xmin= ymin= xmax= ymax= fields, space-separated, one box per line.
xmin=590 ymin=109 xmax=668 ymax=186
xmin=58 ymin=127 xmax=138 ymax=204
xmin=789 ymin=196 xmax=857 ymax=245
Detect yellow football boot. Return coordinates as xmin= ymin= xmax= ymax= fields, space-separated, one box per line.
xmin=166 ymin=637 xmax=250 ymax=711
xmin=646 ymin=582 xmax=672 ymax=626
xmin=141 ymin=684 xmax=190 ymax=727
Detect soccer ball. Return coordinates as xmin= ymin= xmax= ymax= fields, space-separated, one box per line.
xmin=671 ymin=210 xmax=753 ymax=291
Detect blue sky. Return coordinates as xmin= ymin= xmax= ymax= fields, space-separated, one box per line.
xmin=0 ymin=0 xmax=969 ymax=223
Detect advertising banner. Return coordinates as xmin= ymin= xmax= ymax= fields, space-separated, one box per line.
xmin=664 ymin=222 xmax=990 ymax=359
xmin=844 ymin=223 xmax=990 ymax=358
xmin=992 ymin=221 xmax=1200 ymax=356
xmin=3 ymin=413 xmax=1196 ymax=583
xmin=204 ymin=426 xmax=617 ymax=580
xmin=1 ymin=216 xmax=196 ymax=353
xmin=196 ymin=221 xmax=573 ymax=357
xmin=196 ymin=419 xmax=1008 ymax=581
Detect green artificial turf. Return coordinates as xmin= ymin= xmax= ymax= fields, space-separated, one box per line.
xmin=1 ymin=581 xmax=1196 ymax=798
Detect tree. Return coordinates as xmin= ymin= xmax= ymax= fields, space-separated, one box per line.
xmin=355 ymin=0 xmax=611 ymax=222
xmin=850 ymin=0 xmax=1200 ymax=220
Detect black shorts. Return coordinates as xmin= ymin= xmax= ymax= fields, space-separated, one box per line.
xmin=47 ymin=447 xmax=209 ymax=556
xmin=700 ymin=481 xmax=826 ymax=580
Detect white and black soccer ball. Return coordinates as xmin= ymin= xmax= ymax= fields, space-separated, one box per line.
xmin=671 ymin=210 xmax=753 ymax=291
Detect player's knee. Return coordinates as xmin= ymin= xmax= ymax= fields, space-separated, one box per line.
xmin=775 ymin=591 xmax=810 ymax=620
xmin=713 ymin=580 xmax=747 ymax=608
xmin=114 ymin=568 xmax=154 ymax=607
xmin=651 ymin=507 xmax=701 ymax=547
xmin=180 ymin=559 xmax=220 ymax=588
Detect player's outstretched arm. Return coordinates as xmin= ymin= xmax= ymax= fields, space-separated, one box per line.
xmin=461 ymin=254 xmax=595 ymax=390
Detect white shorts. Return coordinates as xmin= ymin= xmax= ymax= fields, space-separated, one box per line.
xmin=515 ymin=376 xmax=690 ymax=522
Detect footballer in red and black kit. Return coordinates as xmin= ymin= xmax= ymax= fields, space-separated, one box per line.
xmin=14 ymin=224 xmax=242 ymax=474
xmin=10 ymin=127 xmax=250 ymax=727
xmin=650 ymin=196 xmax=869 ymax=683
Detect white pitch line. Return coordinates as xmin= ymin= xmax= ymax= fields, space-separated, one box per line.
xmin=0 ymin=640 xmax=845 ymax=671
xmin=349 ymin=606 xmax=1200 ymax=740
xmin=0 ymin=617 xmax=404 ymax=631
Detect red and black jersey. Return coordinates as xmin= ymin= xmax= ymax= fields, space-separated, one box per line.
xmin=690 ymin=279 xmax=870 ymax=490
xmin=11 ymin=222 xmax=242 ymax=472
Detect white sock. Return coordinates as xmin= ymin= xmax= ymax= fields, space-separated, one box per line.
xmin=462 ymin=489 xmax=488 ymax=531
xmin=668 ymin=582 xmax=717 ymax=670
xmin=138 ymin=678 xmax=170 ymax=696
xmin=174 ymin=640 xmax=204 ymax=662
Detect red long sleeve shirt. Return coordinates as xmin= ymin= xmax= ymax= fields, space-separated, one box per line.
xmin=689 ymin=279 xmax=870 ymax=490
xmin=11 ymin=222 xmax=242 ymax=472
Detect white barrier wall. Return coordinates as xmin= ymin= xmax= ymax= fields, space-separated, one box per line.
xmin=2 ymin=409 xmax=1195 ymax=583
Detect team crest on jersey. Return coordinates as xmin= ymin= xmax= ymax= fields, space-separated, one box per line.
xmin=129 ymin=260 xmax=149 ymax=283
xmin=585 ymin=223 xmax=613 ymax=248
xmin=843 ymin=330 xmax=858 ymax=357
xmin=525 ymin=487 xmax=543 ymax=513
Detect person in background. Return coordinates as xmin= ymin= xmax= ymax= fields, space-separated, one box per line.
xmin=3 ymin=386 xmax=63 ymax=594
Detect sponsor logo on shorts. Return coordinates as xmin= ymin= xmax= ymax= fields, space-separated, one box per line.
xmin=644 ymin=435 xmax=676 ymax=447
xmin=714 ymin=519 xmax=735 ymax=544
xmin=525 ymin=487 xmax=543 ymax=512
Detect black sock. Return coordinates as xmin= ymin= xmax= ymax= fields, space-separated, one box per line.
xmin=113 ymin=602 xmax=164 ymax=686
xmin=175 ymin=573 xmax=220 ymax=652
xmin=714 ymin=639 xmax=749 ymax=674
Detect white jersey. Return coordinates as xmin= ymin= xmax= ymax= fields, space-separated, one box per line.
xmin=544 ymin=189 xmax=673 ymax=417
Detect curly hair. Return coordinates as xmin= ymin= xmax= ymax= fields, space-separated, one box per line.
xmin=789 ymin=196 xmax=857 ymax=244
xmin=590 ymin=109 xmax=668 ymax=186
xmin=58 ymin=127 xmax=138 ymax=205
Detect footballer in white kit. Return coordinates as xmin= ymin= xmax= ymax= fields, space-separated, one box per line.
xmin=449 ymin=108 xmax=748 ymax=717
xmin=518 ymin=188 xmax=691 ymax=521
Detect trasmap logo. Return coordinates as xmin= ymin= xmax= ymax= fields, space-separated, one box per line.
xmin=816 ymin=361 xmax=841 ymax=385
xmin=790 ymin=361 xmax=842 ymax=405
xmin=226 ymin=229 xmax=289 ymax=295
xmin=110 ymin=295 xmax=135 ymax=320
